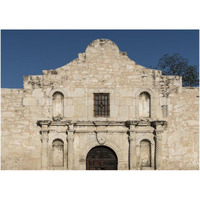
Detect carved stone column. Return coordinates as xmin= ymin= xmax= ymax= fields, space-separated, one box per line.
xmin=67 ymin=125 xmax=74 ymax=170
xmin=129 ymin=132 xmax=136 ymax=170
xmin=41 ymin=130 xmax=49 ymax=169
xmin=156 ymin=131 xmax=163 ymax=170
xmin=152 ymin=120 xmax=166 ymax=170
xmin=38 ymin=120 xmax=51 ymax=170
xmin=151 ymin=143 xmax=155 ymax=169
xmin=136 ymin=144 xmax=140 ymax=168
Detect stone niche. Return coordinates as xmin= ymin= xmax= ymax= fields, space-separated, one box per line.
xmin=139 ymin=92 xmax=151 ymax=118
xmin=52 ymin=92 xmax=64 ymax=121
xmin=52 ymin=139 xmax=64 ymax=167
xmin=140 ymin=139 xmax=151 ymax=167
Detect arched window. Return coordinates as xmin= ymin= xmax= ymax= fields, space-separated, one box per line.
xmin=52 ymin=92 xmax=64 ymax=121
xmin=139 ymin=92 xmax=151 ymax=118
xmin=140 ymin=139 xmax=151 ymax=167
xmin=52 ymin=139 xmax=64 ymax=167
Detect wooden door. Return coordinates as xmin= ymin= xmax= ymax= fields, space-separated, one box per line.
xmin=86 ymin=146 xmax=117 ymax=170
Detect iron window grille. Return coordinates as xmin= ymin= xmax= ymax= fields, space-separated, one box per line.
xmin=94 ymin=93 xmax=110 ymax=117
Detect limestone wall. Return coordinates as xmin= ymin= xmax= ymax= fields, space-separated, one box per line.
xmin=1 ymin=89 xmax=41 ymax=169
xmin=21 ymin=39 xmax=182 ymax=122
xmin=166 ymin=87 xmax=199 ymax=169
xmin=1 ymin=39 xmax=199 ymax=170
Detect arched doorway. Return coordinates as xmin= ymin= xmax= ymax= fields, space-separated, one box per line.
xmin=86 ymin=146 xmax=118 ymax=170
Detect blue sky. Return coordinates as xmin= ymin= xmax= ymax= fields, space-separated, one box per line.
xmin=1 ymin=30 xmax=199 ymax=88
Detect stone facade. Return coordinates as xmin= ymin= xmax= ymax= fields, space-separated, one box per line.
xmin=1 ymin=39 xmax=199 ymax=170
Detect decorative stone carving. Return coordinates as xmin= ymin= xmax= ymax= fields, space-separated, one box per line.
xmin=96 ymin=131 xmax=107 ymax=145
xmin=41 ymin=131 xmax=49 ymax=143
xmin=37 ymin=120 xmax=51 ymax=169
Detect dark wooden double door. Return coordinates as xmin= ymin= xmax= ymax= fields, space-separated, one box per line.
xmin=86 ymin=146 xmax=117 ymax=170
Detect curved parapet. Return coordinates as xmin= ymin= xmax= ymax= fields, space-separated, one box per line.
xmin=85 ymin=39 xmax=120 ymax=59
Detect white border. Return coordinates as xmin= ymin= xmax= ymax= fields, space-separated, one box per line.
xmin=0 ymin=1 xmax=199 ymax=200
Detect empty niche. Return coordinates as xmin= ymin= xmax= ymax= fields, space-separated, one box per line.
xmin=139 ymin=92 xmax=151 ymax=118
xmin=52 ymin=139 xmax=64 ymax=167
xmin=162 ymin=105 xmax=168 ymax=118
xmin=140 ymin=139 xmax=151 ymax=167
xmin=52 ymin=92 xmax=64 ymax=121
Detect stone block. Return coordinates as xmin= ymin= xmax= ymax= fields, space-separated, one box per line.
xmin=23 ymin=97 xmax=37 ymax=105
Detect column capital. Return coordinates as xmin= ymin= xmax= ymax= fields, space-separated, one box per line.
xmin=156 ymin=132 xmax=162 ymax=141
xmin=68 ymin=123 xmax=74 ymax=131
xmin=152 ymin=120 xmax=167 ymax=131
xmin=41 ymin=131 xmax=49 ymax=143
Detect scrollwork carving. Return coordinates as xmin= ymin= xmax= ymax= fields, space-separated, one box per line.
xmin=95 ymin=131 xmax=107 ymax=145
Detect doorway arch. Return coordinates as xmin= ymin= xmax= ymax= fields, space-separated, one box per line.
xmin=86 ymin=146 xmax=118 ymax=170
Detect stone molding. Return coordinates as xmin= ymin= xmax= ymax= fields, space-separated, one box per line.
xmin=37 ymin=120 xmax=51 ymax=127
xmin=37 ymin=119 xmax=167 ymax=170
xmin=75 ymin=130 xmax=127 ymax=133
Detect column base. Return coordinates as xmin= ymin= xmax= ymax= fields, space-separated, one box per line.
xmin=140 ymin=167 xmax=155 ymax=170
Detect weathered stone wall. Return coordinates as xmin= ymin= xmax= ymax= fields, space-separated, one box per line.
xmin=166 ymin=87 xmax=199 ymax=169
xmin=1 ymin=39 xmax=199 ymax=170
xmin=1 ymin=89 xmax=41 ymax=169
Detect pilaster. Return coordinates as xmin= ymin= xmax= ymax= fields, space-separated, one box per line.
xmin=38 ymin=120 xmax=51 ymax=169
xmin=67 ymin=124 xmax=74 ymax=170
xmin=129 ymin=130 xmax=137 ymax=170
xmin=156 ymin=130 xmax=163 ymax=170
xmin=152 ymin=121 xmax=166 ymax=170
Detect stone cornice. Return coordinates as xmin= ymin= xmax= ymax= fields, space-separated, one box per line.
xmin=37 ymin=120 xmax=51 ymax=127
xmin=36 ymin=120 xmax=167 ymax=130
xmin=37 ymin=120 xmax=72 ymax=127
xmin=74 ymin=121 xmax=126 ymax=127
xmin=51 ymin=121 xmax=70 ymax=126
xmin=75 ymin=130 xmax=127 ymax=133
xmin=151 ymin=120 xmax=167 ymax=127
